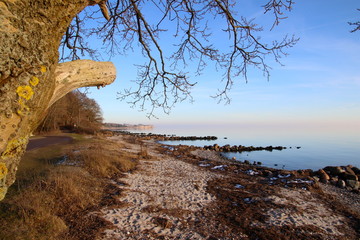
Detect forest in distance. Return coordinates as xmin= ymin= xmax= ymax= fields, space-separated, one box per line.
xmin=36 ymin=91 xmax=103 ymax=134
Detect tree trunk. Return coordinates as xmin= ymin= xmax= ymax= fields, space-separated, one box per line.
xmin=0 ymin=0 xmax=115 ymax=200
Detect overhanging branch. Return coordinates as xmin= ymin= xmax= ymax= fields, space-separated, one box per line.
xmin=50 ymin=60 xmax=116 ymax=107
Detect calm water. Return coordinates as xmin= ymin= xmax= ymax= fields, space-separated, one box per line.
xmin=128 ymin=124 xmax=360 ymax=170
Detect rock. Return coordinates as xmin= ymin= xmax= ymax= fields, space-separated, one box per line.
xmin=323 ymin=166 xmax=344 ymax=176
xmin=339 ymin=172 xmax=358 ymax=181
xmin=204 ymin=145 xmax=213 ymax=151
xmin=337 ymin=179 xmax=346 ymax=188
xmin=351 ymin=166 xmax=360 ymax=175
xmin=321 ymin=178 xmax=329 ymax=184
xmin=231 ymin=145 xmax=238 ymax=151
xmin=263 ymin=170 xmax=274 ymax=178
xmin=206 ymin=144 xmax=288 ymax=153
xmin=344 ymin=166 xmax=356 ymax=176
xmin=223 ymin=145 xmax=231 ymax=152
xmin=330 ymin=176 xmax=339 ymax=186
xmin=296 ymin=169 xmax=314 ymax=177
xmin=317 ymin=169 xmax=330 ymax=183
xmin=244 ymin=160 xmax=250 ymax=165
xmin=346 ymin=180 xmax=359 ymax=190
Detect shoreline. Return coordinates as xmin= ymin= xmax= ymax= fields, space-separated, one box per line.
xmin=5 ymin=131 xmax=358 ymax=239
xmin=104 ymin=129 xmax=360 ymax=171
xmin=98 ymin=132 xmax=360 ymax=239
xmin=104 ymin=130 xmax=360 ymax=193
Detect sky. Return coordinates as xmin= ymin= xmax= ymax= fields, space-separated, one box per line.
xmin=84 ymin=1 xmax=360 ymax=129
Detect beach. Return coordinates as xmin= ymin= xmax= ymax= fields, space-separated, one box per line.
xmin=97 ymin=133 xmax=360 ymax=239
xmin=3 ymin=132 xmax=358 ymax=239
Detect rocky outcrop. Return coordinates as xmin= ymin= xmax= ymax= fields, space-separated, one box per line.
xmin=317 ymin=169 xmax=330 ymax=183
xmin=159 ymin=135 xmax=218 ymax=141
xmin=315 ymin=165 xmax=360 ymax=191
xmin=203 ymin=144 xmax=287 ymax=152
xmin=116 ymin=131 xmax=218 ymax=141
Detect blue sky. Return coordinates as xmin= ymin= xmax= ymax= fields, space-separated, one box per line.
xmin=85 ymin=1 xmax=360 ymax=128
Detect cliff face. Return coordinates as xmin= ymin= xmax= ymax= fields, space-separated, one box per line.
xmin=103 ymin=124 xmax=154 ymax=131
xmin=130 ymin=125 xmax=154 ymax=130
xmin=0 ymin=0 xmax=115 ymax=201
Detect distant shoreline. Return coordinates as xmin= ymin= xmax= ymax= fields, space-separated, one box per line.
xmin=101 ymin=125 xmax=360 ymax=171
xmin=102 ymin=123 xmax=153 ymax=131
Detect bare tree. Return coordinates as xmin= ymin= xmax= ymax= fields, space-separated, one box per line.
xmin=0 ymin=0 xmax=297 ymax=200
xmin=349 ymin=9 xmax=360 ymax=33
xmin=62 ymin=0 xmax=298 ymax=117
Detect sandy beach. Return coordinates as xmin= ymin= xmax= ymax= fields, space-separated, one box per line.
xmin=96 ymin=134 xmax=360 ymax=239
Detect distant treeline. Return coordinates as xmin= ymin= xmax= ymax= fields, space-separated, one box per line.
xmin=36 ymin=91 xmax=103 ymax=134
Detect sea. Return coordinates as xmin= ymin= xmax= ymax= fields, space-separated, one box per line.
xmin=126 ymin=123 xmax=360 ymax=171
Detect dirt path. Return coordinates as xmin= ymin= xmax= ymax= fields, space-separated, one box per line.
xmin=26 ymin=135 xmax=73 ymax=151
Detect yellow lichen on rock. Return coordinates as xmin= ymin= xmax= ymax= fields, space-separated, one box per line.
xmin=0 ymin=163 xmax=7 ymax=201
xmin=16 ymin=84 xmax=34 ymax=116
xmin=40 ymin=65 xmax=47 ymax=73
xmin=17 ymin=98 xmax=30 ymax=116
xmin=18 ymin=98 xmax=29 ymax=110
xmin=2 ymin=137 xmax=27 ymax=157
xmin=0 ymin=163 xmax=8 ymax=180
xmin=16 ymin=85 xmax=34 ymax=100
xmin=17 ymin=108 xmax=28 ymax=116
xmin=0 ymin=187 xmax=7 ymax=201
xmin=29 ymin=76 xmax=40 ymax=86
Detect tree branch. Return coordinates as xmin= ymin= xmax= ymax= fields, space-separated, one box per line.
xmin=349 ymin=9 xmax=360 ymax=33
xmin=59 ymin=0 xmax=299 ymax=116
xmin=50 ymin=60 xmax=116 ymax=107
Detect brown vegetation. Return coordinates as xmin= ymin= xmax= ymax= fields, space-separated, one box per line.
xmin=37 ymin=91 xmax=103 ymax=134
xmin=1 ymin=132 xmax=359 ymax=239
xmin=154 ymin=144 xmax=360 ymax=239
xmin=0 ymin=135 xmax=138 ymax=240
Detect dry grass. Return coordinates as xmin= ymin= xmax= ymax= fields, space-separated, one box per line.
xmin=0 ymin=135 xmax=138 ymax=240
xmin=73 ymin=139 xmax=138 ymax=177
xmin=138 ymin=142 xmax=151 ymax=160
xmin=0 ymin=167 xmax=99 ymax=240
